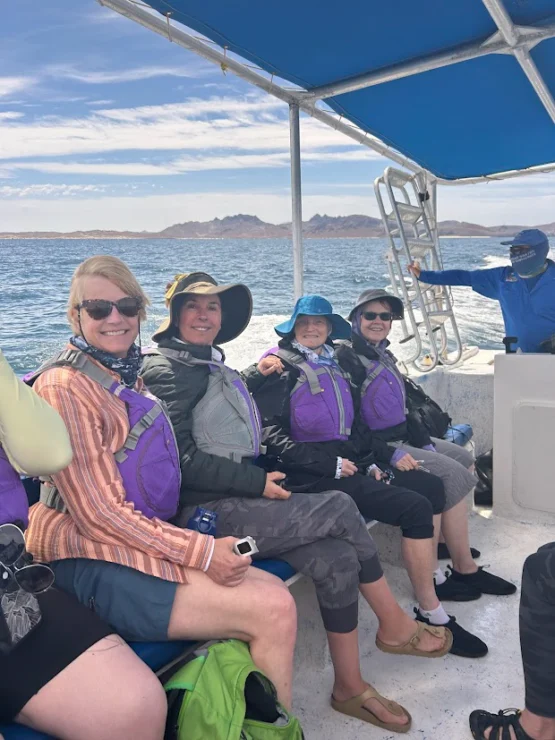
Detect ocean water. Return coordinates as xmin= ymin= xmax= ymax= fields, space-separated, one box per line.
xmin=0 ymin=236 xmax=510 ymax=375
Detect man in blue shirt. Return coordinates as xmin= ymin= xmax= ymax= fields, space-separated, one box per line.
xmin=409 ymin=229 xmax=555 ymax=353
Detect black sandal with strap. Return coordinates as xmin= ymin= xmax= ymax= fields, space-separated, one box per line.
xmin=469 ymin=708 xmax=534 ymax=740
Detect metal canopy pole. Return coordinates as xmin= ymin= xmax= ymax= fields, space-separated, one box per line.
xmin=482 ymin=0 xmax=555 ymax=124
xmin=289 ymin=103 xmax=304 ymax=300
xmin=308 ymin=20 xmax=555 ymax=101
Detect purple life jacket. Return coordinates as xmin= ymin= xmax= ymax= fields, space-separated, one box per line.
xmin=275 ymin=349 xmax=354 ymax=443
xmin=26 ymin=349 xmax=180 ymax=521
xmin=357 ymin=354 xmax=407 ymax=431
xmin=0 ymin=447 xmax=29 ymax=528
xmin=145 ymin=347 xmax=263 ymax=462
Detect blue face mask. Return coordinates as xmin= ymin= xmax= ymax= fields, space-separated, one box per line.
xmin=510 ymin=242 xmax=549 ymax=278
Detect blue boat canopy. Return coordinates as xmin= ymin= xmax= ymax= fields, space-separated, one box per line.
xmin=102 ymin=0 xmax=555 ymax=181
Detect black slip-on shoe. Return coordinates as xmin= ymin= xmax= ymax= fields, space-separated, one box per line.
xmin=469 ymin=709 xmax=534 ymax=739
xmin=437 ymin=543 xmax=481 ymax=560
xmin=415 ymin=610 xmax=488 ymax=658
xmin=434 ymin=573 xmax=481 ymax=602
xmin=448 ymin=565 xmax=517 ymax=596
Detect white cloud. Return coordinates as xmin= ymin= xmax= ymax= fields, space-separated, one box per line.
xmin=0 ymin=77 xmax=34 ymax=98
xmin=0 ymin=184 xmax=104 ymax=198
xmin=11 ymin=162 xmax=176 ymax=176
xmin=10 ymin=147 xmax=376 ymax=177
xmin=0 ymin=95 xmax=380 ymax=164
xmin=0 ymin=112 xmax=23 ymax=120
xmin=87 ymin=99 xmax=115 ymax=106
xmin=45 ymin=64 xmax=207 ymax=84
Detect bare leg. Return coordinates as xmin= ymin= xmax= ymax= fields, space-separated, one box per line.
xmin=440 ymin=498 xmax=478 ymax=574
xmin=167 ymin=567 xmax=297 ymax=710
xmin=16 ymin=635 xmax=167 ymax=740
xmin=328 ymin=629 xmax=410 ymax=728
xmin=401 ymin=536 xmax=440 ymax=610
xmin=359 ymin=576 xmax=447 ymax=652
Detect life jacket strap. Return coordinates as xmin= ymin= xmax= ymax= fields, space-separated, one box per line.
xmin=144 ymin=346 xmax=200 ymax=366
xmin=274 ymin=349 xmax=324 ymax=395
xmin=360 ymin=362 xmax=386 ymax=396
xmin=115 ymin=404 xmax=164 ymax=462
xmin=39 ymin=481 xmax=68 ymax=514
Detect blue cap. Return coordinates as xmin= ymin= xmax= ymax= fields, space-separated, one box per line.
xmin=501 ymin=228 xmax=549 ymax=248
xmin=274 ymin=295 xmax=351 ymax=340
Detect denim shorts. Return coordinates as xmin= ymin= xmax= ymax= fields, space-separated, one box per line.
xmin=51 ymin=559 xmax=178 ymax=642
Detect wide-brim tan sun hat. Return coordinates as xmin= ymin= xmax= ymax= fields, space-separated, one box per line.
xmin=152 ymin=271 xmax=253 ymax=345
xmin=348 ymin=288 xmax=404 ymax=322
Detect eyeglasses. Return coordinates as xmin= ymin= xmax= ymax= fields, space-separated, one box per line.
xmin=77 ymin=297 xmax=143 ymax=321
xmin=510 ymin=246 xmax=531 ymax=256
xmin=0 ymin=524 xmax=54 ymax=595
xmin=362 ymin=311 xmax=394 ymax=322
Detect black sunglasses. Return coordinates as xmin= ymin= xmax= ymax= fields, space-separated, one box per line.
xmin=77 ymin=297 xmax=143 ymax=321
xmin=362 ymin=311 xmax=394 ymax=322
xmin=0 ymin=524 xmax=54 ymax=595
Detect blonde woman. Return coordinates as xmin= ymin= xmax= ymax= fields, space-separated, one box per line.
xmin=0 ymin=349 xmax=167 ymax=740
xmin=25 ymin=256 xmax=297 ymax=712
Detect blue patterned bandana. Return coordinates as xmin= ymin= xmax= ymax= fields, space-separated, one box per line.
xmin=292 ymin=339 xmax=337 ymax=366
xmin=70 ymin=335 xmax=141 ymax=387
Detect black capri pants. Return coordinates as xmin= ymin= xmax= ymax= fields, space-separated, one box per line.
xmin=289 ymin=469 xmax=446 ymax=540
xmin=520 ymin=541 xmax=555 ymax=718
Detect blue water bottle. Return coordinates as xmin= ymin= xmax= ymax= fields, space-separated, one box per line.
xmin=186 ymin=507 xmax=218 ymax=536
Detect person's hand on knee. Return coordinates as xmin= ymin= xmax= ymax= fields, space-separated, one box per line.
xmin=394 ymin=453 xmax=419 ymax=471
xmin=263 ymin=472 xmax=291 ymax=499
xmin=340 ymin=459 xmax=358 ymax=477
xmin=206 ymin=537 xmax=252 ymax=587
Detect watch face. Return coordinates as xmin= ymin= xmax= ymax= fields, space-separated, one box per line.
xmin=237 ymin=541 xmax=252 ymax=555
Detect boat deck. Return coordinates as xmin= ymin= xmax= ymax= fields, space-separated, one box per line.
xmin=291 ymin=510 xmax=555 ymax=739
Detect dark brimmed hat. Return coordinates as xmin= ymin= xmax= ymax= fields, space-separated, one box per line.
xmin=274 ymin=295 xmax=351 ymax=340
xmin=152 ymin=272 xmax=252 ymax=345
xmin=348 ymin=289 xmax=404 ymax=321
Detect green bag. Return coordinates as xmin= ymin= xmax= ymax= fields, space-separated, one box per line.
xmin=164 ymin=639 xmax=304 ymax=740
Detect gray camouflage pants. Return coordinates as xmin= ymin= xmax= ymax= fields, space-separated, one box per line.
xmin=178 ymin=491 xmax=382 ymax=633
xmin=520 ymin=541 xmax=555 ymax=717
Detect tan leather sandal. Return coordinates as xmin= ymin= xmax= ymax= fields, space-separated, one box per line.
xmin=376 ymin=621 xmax=453 ymax=657
xmin=331 ymin=684 xmax=412 ymax=733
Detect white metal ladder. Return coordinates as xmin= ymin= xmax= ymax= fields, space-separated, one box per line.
xmin=374 ymin=166 xmax=463 ymax=372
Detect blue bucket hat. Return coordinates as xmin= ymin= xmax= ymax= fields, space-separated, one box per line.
xmin=274 ymin=295 xmax=351 ymax=340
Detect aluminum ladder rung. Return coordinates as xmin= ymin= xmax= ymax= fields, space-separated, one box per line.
xmin=406 ymin=238 xmax=434 ymax=250
xmin=405 ymin=244 xmax=432 ymax=259
xmin=427 ymin=314 xmax=450 ymax=325
xmin=386 ymin=170 xmax=415 ymax=190
xmin=386 ymin=202 xmax=423 ymax=224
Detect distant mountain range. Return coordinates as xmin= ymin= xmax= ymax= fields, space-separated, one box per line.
xmin=2 ymin=213 xmax=555 ymax=239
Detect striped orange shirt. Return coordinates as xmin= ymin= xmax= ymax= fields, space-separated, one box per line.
xmin=26 ymin=351 xmax=213 ymax=583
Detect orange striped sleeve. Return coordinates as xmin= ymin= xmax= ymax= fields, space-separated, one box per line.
xmin=33 ymin=366 xmax=213 ymax=572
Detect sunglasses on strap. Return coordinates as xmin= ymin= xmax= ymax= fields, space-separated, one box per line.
xmin=0 ymin=524 xmax=54 ymax=595
xmin=77 ymin=297 xmax=143 ymax=321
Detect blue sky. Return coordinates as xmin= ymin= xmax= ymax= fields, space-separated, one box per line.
xmin=2 ymin=0 xmax=555 ymax=232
